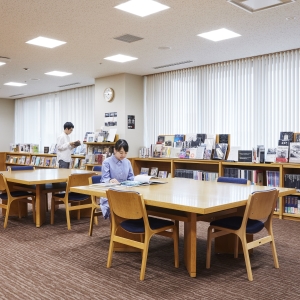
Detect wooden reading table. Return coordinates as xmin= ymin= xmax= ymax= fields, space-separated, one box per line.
xmin=70 ymin=178 xmax=295 ymax=278
xmin=2 ymin=169 xmax=95 ymax=227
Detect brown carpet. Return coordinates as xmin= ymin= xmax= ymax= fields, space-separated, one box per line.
xmin=0 ymin=209 xmax=299 ymax=300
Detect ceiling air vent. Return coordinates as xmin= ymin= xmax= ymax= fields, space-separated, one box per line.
xmin=153 ymin=60 xmax=193 ymax=69
xmin=58 ymin=82 xmax=80 ymax=88
xmin=10 ymin=94 xmax=24 ymax=97
xmin=227 ymin=0 xmax=296 ymax=13
xmin=114 ymin=34 xmax=143 ymax=43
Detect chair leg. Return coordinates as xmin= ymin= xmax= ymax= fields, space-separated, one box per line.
xmin=89 ymin=209 xmax=95 ymax=236
xmin=77 ymin=204 xmax=80 ymax=220
xmin=65 ymin=204 xmax=72 ymax=230
xmin=270 ymin=238 xmax=279 ymax=269
xmin=18 ymin=201 xmax=22 ymax=219
xmin=206 ymin=227 xmax=213 ymax=269
xmin=234 ymin=234 xmax=239 ymax=258
xmin=173 ymin=225 xmax=179 ymax=268
xmin=140 ymin=237 xmax=150 ymax=281
xmin=175 ymin=220 xmax=179 ymax=241
xmin=3 ymin=200 xmax=12 ymax=229
xmin=107 ymin=235 xmax=115 ymax=268
xmin=240 ymin=235 xmax=253 ymax=281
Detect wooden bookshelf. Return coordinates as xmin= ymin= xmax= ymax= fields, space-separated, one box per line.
xmin=130 ymin=158 xmax=300 ymax=222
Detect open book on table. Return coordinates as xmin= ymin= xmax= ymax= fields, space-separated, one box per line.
xmin=90 ymin=175 xmax=167 ymax=188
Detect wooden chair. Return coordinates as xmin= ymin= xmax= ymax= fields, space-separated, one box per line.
xmin=51 ymin=173 xmax=95 ymax=230
xmin=206 ymin=188 xmax=279 ymax=281
xmin=92 ymin=165 xmax=102 ymax=173
xmin=0 ymin=173 xmax=36 ymax=227
xmin=88 ymin=175 xmax=102 ymax=236
xmin=106 ymin=189 xmax=179 ymax=281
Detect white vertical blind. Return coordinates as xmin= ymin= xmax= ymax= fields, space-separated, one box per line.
xmin=15 ymin=86 xmax=94 ymax=149
xmin=144 ymin=49 xmax=300 ymax=150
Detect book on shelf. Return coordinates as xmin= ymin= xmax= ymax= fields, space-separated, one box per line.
xmin=289 ymin=142 xmax=300 ymax=163
xmin=49 ymin=143 xmax=57 ymax=154
xmin=196 ymin=134 xmax=207 ymax=144
xmin=189 ymin=148 xmax=197 ymax=159
xmin=87 ymin=133 xmax=95 ymax=143
xmin=35 ymin=157 xmax=40 ymax=166
xmin=73 ymin=158 xmax=81 ymax=169
xmin=170 ymin=147 xmax=181 ymax=158
xmin=51 ymin=157 xmax=57 ymax=168
xmin=174 ymin=134 xmax=184 ymax=148
xmin=185 ymin=133 xmax=200 ymax=148
xmin=150 ymin=167 xmax=158 ymax=177
xmin=157 ymin=135 xmax=165 ymax=143
xmin=140 ymin=167 xmax=149 ymax=175
xmin=107 ymin=128 xmax=117 ymax=142
xmin=158 ymin=171 xmax=168 ymax=178
xmin=213 ymin=143 xmax=228 ymax=160
xmin=153 ymin=144 xmax=162 ymax=158
xmin=79 ymin=159 xmax=86 ymax=169
xmin=294 ymin=133 xmax=300 ymax=142
xmin=30 ymin=144 xmax=39 ymax=154
xmin=276 ymin=146 xmax=289 ymax=163
xmin=30 ymin=156 xmax=36 ymax=165
xmin=25 ymin=156 xmax=31 ymax=165
xmin=44 ymin=158 xmax=51 ymax=167
xmin=164 ymin=135 xmax=175 ymax=146
xmin=278 ymin=139 xmax=290 ymax=147
xmin=39 ymin=157 xmax=45 ymax=167
xmin=83 ymin=131 xmax=94 ymax=142
xmin=265 ymin=148 xmax=277 ymax=163
xmin=6 ymin=155 xmax=10 ymax=162
xmin=227 ymin=146 xmax=241 ymax=162
xmin=203 ymin=144 xmax=212 ymax=160
xmin=280 ymin=131 xmax=293 ymax=142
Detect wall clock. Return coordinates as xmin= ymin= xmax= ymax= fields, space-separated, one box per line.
xmin=103 ymin=87 xmax=114 ymax=102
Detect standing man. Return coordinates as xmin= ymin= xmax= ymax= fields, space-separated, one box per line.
xmin=56 ymin=122 xmax=80 ymax=168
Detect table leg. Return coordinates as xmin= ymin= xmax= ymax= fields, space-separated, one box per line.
xmin=35 ymin=184 xmax=46 ymax=227
xmin=184 ymin=212 xmax=197 ymax=277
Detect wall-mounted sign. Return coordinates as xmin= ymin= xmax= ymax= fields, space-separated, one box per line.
xmin=128 ymin=115 xmax=135 ymax=129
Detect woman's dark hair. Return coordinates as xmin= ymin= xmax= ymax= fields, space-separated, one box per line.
xmin=114 ymin=139 xmax=129 ymax=152
xmin=64 ymin=122 xmax=74 ymax=130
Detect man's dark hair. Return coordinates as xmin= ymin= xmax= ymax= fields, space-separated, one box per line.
xmin=114 ymin=139 xmax=129 ymax=152
xmin=64 ymin=122 xmax=74 ymax=130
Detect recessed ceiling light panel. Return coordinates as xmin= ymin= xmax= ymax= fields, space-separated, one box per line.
xmin=198 ymin=28 xmax=241 ymax=42
xmin=228 ymin=0 xmax=296 ymax=13
xmin=26 ymin=36 xmax=66 ymax=48
xmin=45 ymin=71 xmax=72 ymax=77
xmin=104 ymin=54 xmax=138 ymax=63
xmin=0 ymin=62 xmax=6 ymax=66
xmin=4 ymin=82 xmax=27 ymax=86
xmin=115 ymin=0 xmax=169 ymax=17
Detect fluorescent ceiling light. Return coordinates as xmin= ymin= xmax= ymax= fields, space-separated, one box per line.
xmin=0 ymin=62 xmax=6 ymax=66
xmin=198 ymin=28 xmax=241 ymax=42
xmin=243 ymin=0 xmax=281 ymax=10
xmin=4 ymin=82 xmax=27 ymax=86
xmin=115 ymin=0 xmax=169 ymax=17
xmin=104 ymin=54 xmax=138 ymax=63
xmin=45 ymin=71 xmax=72 ymax=77
xmin=26 ymin=36 xmax=66 ymax=48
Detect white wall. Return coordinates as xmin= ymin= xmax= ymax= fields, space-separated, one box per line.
xmin=94 ymin=73 xmax=143 ymax=157
xmin=0 ymin=98 xmax=15 ymax=151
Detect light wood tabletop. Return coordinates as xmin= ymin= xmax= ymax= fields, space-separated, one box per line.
xmin=70 ymin=178 xmax=296 ymax=277
xmin=1 ymin=169 xmax=95 ymax=227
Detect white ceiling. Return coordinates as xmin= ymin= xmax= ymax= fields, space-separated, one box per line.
xmin=0 ymin=0 xmax=300 ymax=99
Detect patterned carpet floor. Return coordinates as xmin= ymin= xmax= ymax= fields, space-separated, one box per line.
xmin=0 ymin=209 xmax=299 ymax=300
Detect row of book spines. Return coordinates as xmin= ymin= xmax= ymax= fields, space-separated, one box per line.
xmin=30 ymin=156 xmax=57 ymax=167
xmin=70 ymin=158 xmax=85 ymax=169
xmin=175 ymin=169 xmax=218 ymax=181
xmin=6 ymin=156 xmax=31 ymax=165
xmin=284 ymin=196 xmax=300 ymax=214
xmin=224 ymin=168 xmax=268 ymax=185
xmin=284 ymin=174 xmax=300 ymax=192
xmin=85 ymin=154 xmax=106 ymax=165
xmin=87 ymin=145 xmax=113 ymax=154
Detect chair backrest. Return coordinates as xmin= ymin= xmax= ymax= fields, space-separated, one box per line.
xmin=66 ymin=173 xmax=96 ymax=191
xmin=217 ymin=177 xmax=249 ymax=185
xmin=8 ymin=166 xmax=35 ymax=171
xmin=106 ymin=189 xmax=146 ymax=221
xmin=89 ymin=175 xmax=102 ymax=185
xmin=0 ymin=174 xmax=9 ymax=194
xmin=92 ymin=166 xmax=102 ymax=172
xmin=244 ymin=189 xmax=279 ymax=222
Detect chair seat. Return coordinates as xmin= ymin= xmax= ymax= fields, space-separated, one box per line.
xmin=45 ymin=182 xmax=67 ymax=190
xmin=210 ymin=216 xmax=264 ymax=234
xmin=53 ymin=192 xmax=90 ymax=201
xmin=0 ymin=191 xmax=33 ymax=200
xmin=121 ymin=217 xmax=174 ymax=233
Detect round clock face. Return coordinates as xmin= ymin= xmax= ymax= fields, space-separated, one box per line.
xmin=103 ymin=87 xmax=114 ymax=102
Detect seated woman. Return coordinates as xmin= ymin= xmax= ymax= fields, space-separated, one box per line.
xmin=100 ymin=139 xmax=134 ymax=218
